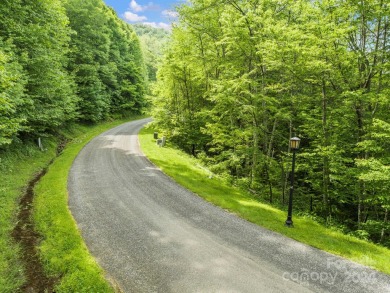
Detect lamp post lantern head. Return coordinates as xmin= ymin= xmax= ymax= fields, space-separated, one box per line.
xmin=289 ymin=137 xmax=301 ymax=151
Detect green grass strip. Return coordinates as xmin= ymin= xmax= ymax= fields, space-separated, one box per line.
xmin=139 ymin=125 xmax=390 ymax=275
xmin=0 ymin=139 xmax=58 ymax=293
xmin=33 ymin=116 xmax=145 ymax=292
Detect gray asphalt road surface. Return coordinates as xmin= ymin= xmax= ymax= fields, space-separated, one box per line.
xmin=68 ymin=118 xmax=390 ymax=293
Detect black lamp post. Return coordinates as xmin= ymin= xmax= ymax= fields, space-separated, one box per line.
xmin=285 ymin=136 xmax=300 ymax=227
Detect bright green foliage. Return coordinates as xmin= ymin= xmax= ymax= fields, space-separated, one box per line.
xmin=0 ymin=0 xmax=146 ymax=142
xmin=0 ymin=0 xmax=79 ymax=135
xmin=65 ymin=0 xmax=111 ymax=122
xmin=114 ymin=26 xmax=147 ymax=113
xmin=154 ymin=25 xmax=211 ymax=155
xmin=0 ymin=40 xmax=25 ymax=145
xmin=153 ymin=0 xmax=390 ymax=247
xmin=133 ymin=24 xmax=170 ymax=82
xmin=0 ymin=0 xmax=80 ymax=137
xmin=65 ymin=0 xmax=146 ymax=121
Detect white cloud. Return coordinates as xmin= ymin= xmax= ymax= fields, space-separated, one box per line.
xmin=130 ymin=0 xmax=144 ymax=12
xmin=124 ymin=11 xmax=147 ymax=22
xmin=130 ymin=0 xmax=157 ymax=12
xmin=162 ymin=10 xmax=179 ymax=19
xmin=125 ymin=1 xmax=172 ymax=28
xmin=143 ymin=22 xmax=172 ymax=31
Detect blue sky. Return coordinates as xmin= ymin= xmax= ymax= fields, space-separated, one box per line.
xmin=103 ymin=0 xmax=183 ymax=30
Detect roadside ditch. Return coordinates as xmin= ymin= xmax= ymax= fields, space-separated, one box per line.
xmin=11 ymin=138 xmax=67 ymax=292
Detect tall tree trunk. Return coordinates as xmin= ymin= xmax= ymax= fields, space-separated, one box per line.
xmin=251 ymin=118 xmax=259 ymax=188
xmin=282 ymin=120 xmax=294 ymax=205
xmin=266 ymin=118 xmax=277 ymax=203
xmin=356 ymin=103 xmax=365 ymax=229
xmin=322 ymin=79 xmax=331 ymax=218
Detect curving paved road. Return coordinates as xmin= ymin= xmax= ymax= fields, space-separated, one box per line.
xmin=68 ymin=118 xmax=390 ymax=293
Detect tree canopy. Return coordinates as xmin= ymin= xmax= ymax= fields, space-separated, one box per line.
xmin=153 ymin=0 xmax=390 ymax=247
xmin=0 ymin=0 xmax=146 ymax=143
xmin=133 ymin=24 xmax=170 ymax=82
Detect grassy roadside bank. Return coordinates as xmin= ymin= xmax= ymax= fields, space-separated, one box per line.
xmin=0 ymin=116 xmax=144 ymax=293
xmin=0 ymin=139 xmax=58 ymax=292
xmin=138 ymin=125 xmax=390 ymax=275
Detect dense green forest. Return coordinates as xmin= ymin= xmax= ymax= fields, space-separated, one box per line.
xmin=133 ymin=24 xmax=170 ymax=83
xmin=0 ymin=0 xmax=146 ymax=147
xmin=153 ymin=0 xmax=390 ymax=247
